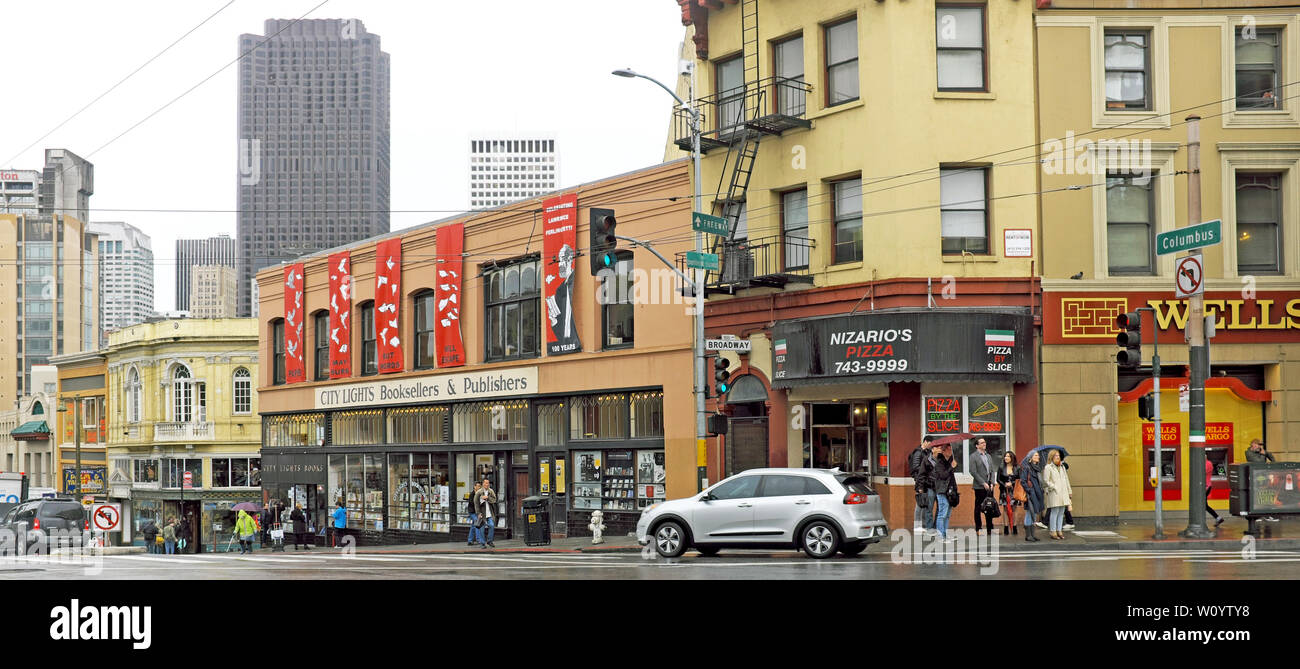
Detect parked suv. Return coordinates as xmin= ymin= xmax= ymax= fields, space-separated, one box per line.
xmin=0 ymin=498 xmax=88 ymax=553
xmin=636 ymin=468 xmax=888 ymax=559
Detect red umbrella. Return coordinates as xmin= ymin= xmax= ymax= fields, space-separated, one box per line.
xmin=928 ymin=433 xmax=975 ymax=448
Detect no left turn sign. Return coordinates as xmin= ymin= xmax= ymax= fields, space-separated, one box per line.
xmin=1175 ymin=255 xmax=1203 ymax=298
xmin=91 ymin=503 xmax=122 ymax=532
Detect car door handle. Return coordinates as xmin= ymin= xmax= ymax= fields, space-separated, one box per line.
xmin=795 ymin=500 xmax=811 ymax=505
xmin=737 ymin=503 xmax=752 ymax=508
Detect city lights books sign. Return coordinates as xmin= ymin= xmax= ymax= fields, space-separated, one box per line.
xmin=543 ymin=194 xmax=581 ymax=356
xmin=770 ymin=310 xmax=1033 ymax=385
xmin=314 ymin=367 xmax=539 ymax=410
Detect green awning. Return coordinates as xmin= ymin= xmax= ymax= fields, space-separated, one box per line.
xmin=11 ymin=420 xmax=51 ymax=441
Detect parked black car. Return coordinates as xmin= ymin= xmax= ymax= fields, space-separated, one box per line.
xmin=0 ymin=498 xmax=88 ymax=553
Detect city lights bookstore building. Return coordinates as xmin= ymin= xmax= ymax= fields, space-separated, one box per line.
xmin=255 ymin=161 xmax=695 ymax=544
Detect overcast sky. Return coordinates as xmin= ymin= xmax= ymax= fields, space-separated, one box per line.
xmin=2 ymin=0 xmax=687 ymax=312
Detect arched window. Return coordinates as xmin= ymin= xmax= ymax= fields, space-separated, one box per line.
xmin=31 ymin=401 xmax=44 ymax=415
xmin=171 ymin=365 xmax=193 ymax=423
xmin=127 ymin=367 xmax=141 ymax=423
xmin=233 ymin=368 xmax=252 ymax=414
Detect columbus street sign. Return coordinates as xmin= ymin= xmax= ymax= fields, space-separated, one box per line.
xmin=1156 ymin=220 xmax=1221 ymax=256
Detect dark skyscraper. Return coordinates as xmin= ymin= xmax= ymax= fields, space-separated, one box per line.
xmin=236 ymin=18 xmax=391 ymax=316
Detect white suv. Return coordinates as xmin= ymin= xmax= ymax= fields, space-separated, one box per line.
xmin=636 ymin=468 xmax=888 ymax=559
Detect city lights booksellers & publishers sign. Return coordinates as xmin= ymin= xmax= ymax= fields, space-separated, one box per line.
xmin=315 ymin=367 xmax=539 ymax=409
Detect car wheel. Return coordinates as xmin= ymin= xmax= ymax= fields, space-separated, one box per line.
xmin=653 ymin=520 xmax=688 ymax=558
xmin=840 ymin=541 xmax=868 ymax=558
xmin=801 ymin=520 xmax=840 ymax=559
xmin=696 ymin=546 xmax=721 ymax=557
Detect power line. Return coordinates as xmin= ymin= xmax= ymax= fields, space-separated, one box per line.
xmin=0 ymin=0 xmax=237 ymax=168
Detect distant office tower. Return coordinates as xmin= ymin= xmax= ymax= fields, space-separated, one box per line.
xmin=0 ymin=149 xmax=98 ymax=412
xmin=236 ymin=18 xmax=391 ymax=316
xmin=175 ymin=235 xmax=236 ymax=312
xmin=190 ymin=265 xmax=238 ymax=318
xmin=0 ymin=169 xmax=39 ymax=213
xmin=469 ymin=135 xmax=559 ymax=210
xmin=90 ymin=222 xmax=155 ymax=345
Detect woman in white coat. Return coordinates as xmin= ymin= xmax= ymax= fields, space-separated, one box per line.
xmin=1042 ymin=449 xmax=1073 ymax=540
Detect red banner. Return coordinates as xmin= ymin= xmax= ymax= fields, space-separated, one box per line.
xmin=434 ymin=223 xmax=466 ymax=367
xmin=375 ymin=238 xmax=404 ymax=374
xmin=542 ymin=193 xmax=581 ymax=355
xmin=328 ymin=251 xmax=353 ymax=378
xmin=284 ymin=263 xmax=306 ymax=384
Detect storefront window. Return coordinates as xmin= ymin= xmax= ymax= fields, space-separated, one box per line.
xmin=211 ymin=458 xmax=261 ymax=487
xmin=418 ymin=453 xmax=450 ymax=532
xmin=456 ymin=453 xmax=474 ymax=523
xmin=388 ymin=454 xmax=411 ymax=530
xmin=538 ymin=403 xmax=564 ymax=447
xmin=923 ymin=395 xmax=1009 ymax=473
xmin=132 ymin=499 xmax=161 ymax=546
xmin=572 ymin=450 xmax=602 ymax=511
xmin=363 ymin=454 xmax=383 ymax=530
xmin=329 ymin=455 xmax=345 ymax=510
xmin=333 ymin=410 xmax=383 ymax=446
xmin=452 ymin=401 xmax=528 ymax=442
xmin=811 ymin=404 xmax=852 ymax=470
xmin=570 ymin=395 xmax=628 ymax=440
xmin=133 ymin=459 xmax=158 ymax=483
xmin=635 ymin=450 xmax=666 ymax=509
xmin=203 ymin=502 xmax=236 ymax=552
xmin=630 ymin=391 xmax=664 ymax=438
xmin=346 ymin=454 xmax=363 ymax=528
xmin=388 ymin=406 xmax=449 ymax=444
xmin=265 ymin=413 xmax=326 ymax=447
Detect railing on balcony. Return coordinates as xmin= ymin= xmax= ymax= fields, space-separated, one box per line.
xmin=673 ymin=77 xmax=813 ymax=153
xmin=678 ymin=234 xmax=815 ymax=295
xmin=153 ymin=422 xmax=214 ymax=442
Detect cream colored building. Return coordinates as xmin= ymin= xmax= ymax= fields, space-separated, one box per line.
xmin=190 ymin=264 xmax=238 ymax=318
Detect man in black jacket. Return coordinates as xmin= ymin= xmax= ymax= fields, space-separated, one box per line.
xmin=911 ymin=436 xmax=935 ymax=533
xmin=931 ymin=442 xmax=958 ymax=541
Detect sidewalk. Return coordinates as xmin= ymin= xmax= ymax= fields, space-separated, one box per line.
xmin=291 ymin=534 xmax=645 ymax=555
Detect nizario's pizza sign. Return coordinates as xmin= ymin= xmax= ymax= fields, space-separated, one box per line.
xmin=1046 ymin=291 xmax=1300 ymax=345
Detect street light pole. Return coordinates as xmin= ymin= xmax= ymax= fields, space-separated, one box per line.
xmin=613 ymin=67 xmax=709 ymax=493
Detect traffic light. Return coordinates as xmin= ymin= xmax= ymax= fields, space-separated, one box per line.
xmin=714 ymin=357 xmax=733 ymax=396
xmin=1137 ymin=393 xmax=1156 ymax=421
xmin=589 ymin=207 xmax=618 ymax=275
xmin=1115 ymin=311 xmax=1142 ymax=368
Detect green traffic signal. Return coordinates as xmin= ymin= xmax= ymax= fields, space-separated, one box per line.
xmin=714 ymin=357 xmax=732 ymax=396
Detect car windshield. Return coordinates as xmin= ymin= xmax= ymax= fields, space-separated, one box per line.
xmin=836 ymin=475 xmax=875 ymax=496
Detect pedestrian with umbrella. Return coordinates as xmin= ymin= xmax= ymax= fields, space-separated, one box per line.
xmin=1042 ymin=449 xmax=1073 ymax=539
xmin=234 ymin=508 xmax=257 ymax=554
xmin=1019 ymin=450 xmax=1045 ymax=542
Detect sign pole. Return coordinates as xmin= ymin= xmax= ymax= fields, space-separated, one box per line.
xmin=1180 ymin=116 xmax=1213 ymax=538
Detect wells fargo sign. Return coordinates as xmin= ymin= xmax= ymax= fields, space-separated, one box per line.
xmin=1045 ymin=291 xmax=1300 ymax=345
xmin=1142 ymin=423 xmax=1181 ymax=447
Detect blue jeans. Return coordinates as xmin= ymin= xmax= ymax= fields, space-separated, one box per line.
xmin=467 ymin=514 xmax=481 ymax=544
xmin=164 ymin=539 xmax=175 ymax=554
xmin=915 ymin=489 xmax=937 ymax=530
xmin=935 ymin=492 xmax=951 ymax=538
xmin=480 ymin=516 xmax=496 ymax=545
xmin=1049 ymin=506 xmax=1066 ymax=532
xmin=1024 ymin=498 xmax=1040 ymax=527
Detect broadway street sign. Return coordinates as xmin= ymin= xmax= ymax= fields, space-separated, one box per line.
xmin=1156 ymin=219 xmax=1221 ymax=256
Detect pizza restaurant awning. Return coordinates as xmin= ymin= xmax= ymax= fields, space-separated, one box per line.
xmin=11 ymin=420 xmax=51 ymax=441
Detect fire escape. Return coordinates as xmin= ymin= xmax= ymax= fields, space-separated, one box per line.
xmin=674 ymin=0 xmax=814 ymax=295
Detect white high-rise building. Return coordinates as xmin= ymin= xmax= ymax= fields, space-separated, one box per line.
xmin=90 ymin=222 xmax=154 ymax=345
xmin=469 ymin=135 xmax=559 ymax=210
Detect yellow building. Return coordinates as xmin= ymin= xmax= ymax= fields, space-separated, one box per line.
xmin=1036 ymin=0 xmax=1300 ymax=515
xmin=49 ymin=350 xmax=108 ymax=502
xmin=103 ymin=318 xmax=261 ymax=551
xmin=669 ymin=0 xmax=1042 ymax=529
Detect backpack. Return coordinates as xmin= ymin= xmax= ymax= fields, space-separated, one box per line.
xmin=909 ymin=447 xmax=926 ymax=479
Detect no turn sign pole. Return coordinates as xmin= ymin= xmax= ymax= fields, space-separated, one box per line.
xmin=1175 ymin=255 xmax=1203 ymax=299
xmin=91 ymin=503 xmax=122 ymax=532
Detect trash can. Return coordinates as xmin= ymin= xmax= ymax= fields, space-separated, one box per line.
xmin=522 ymin=496 xmax=550 ymax=546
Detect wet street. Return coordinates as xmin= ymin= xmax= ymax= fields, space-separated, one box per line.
xmin=4 ymin=546 xmax=1300 ymax=579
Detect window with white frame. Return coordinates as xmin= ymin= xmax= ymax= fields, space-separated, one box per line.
xmin=936 ymin=5 xmax=987 ymax=91
xmin=127 ymin=367 xmax=141 ymax=423
xmin=171 ymin=365 xmax=193 ymax=422
xmin=1236 ymin=172 xmax=1283 ymax=274
xmin=1106 ymin=173 xmax=1157 ymax=274
xmin=1104 ymin=29 xmax=1151 ymax=110
xmin=940 ymin=167 xmax=990 ymax=254
xmin=1236 ymin=28 xmax=1282 ymax=110
xmin=233 ymin=367 xmax=252 ymax=414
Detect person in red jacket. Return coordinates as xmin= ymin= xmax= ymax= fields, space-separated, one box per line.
xmin=1206 ymin=459 xmax=1223 ymax=528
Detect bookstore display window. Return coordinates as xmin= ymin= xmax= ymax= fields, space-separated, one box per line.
xmin=388 ymin=406 xmax=449 ymax=444
xmin=333 ymin=410 xmax=383 ymax=446
xmin=571 ymin=448 xmax=665 ymax=512
xmin=388 ymin=453 xmax=450 ymax=532
xmin=572 ymin=450 xmax=602 ymax=511
xmin=330 ymin=453 xmax=382 ymax=530
xmin=455 ymin=452 xmax=508 ymax=529
xmin=635 ymin=449 xmax=666 ymax=509
xmin=266 ymin=413 xmax=326 ymax=447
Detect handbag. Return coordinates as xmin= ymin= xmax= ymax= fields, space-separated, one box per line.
xmin=915 ymin=491 xmax=930 ymax=510
xmin=982 ymin=494 xmax=1001 ymax=518
xmin=1013 ymin=479 xmax=1027 ymax=503
xmin=947 ymin=487 xmax=960 ymax=507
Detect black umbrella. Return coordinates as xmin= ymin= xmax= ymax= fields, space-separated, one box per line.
xmin=1021 ymin=445 xmax=1068 ymax=467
